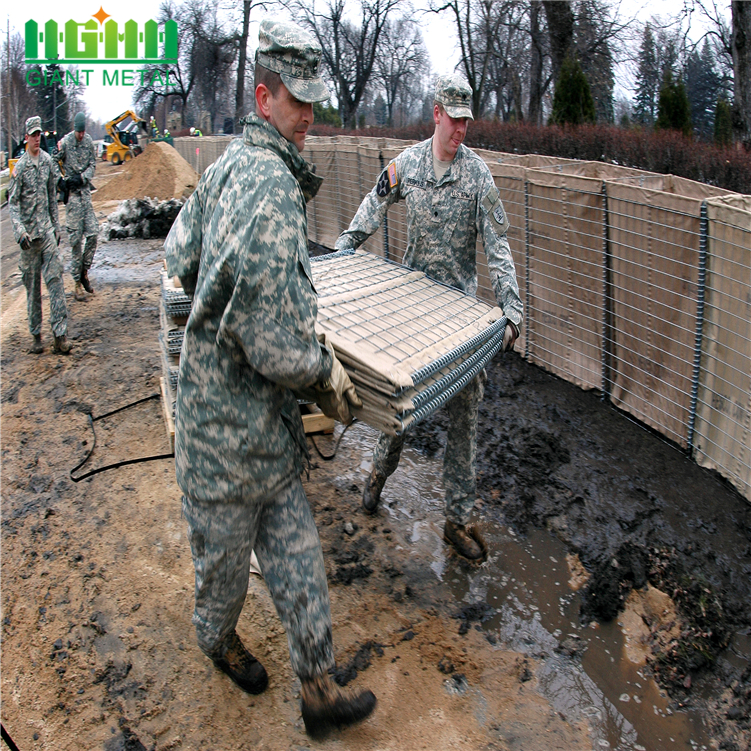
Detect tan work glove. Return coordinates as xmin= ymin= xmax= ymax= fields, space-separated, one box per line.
xmin=315 ymin=337 xmax=362 ymax=424
xmin=503 ymin=321 xmax=519 ymax=352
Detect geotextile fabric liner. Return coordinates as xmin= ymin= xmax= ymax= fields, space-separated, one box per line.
xmin=311 ymin=250 xmax=507 ymax=435
xmin=693 ymin=196 xmax=751 ymax=500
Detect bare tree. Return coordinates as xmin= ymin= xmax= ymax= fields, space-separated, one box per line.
xmin=290 ymin=0 xmax=404 ymax=130
xmin=731 ymin=0 xmax=751 ymax=146
xmin=429 ymin=0 xmax=517 ymax=118
xmin=543 ymin=0 xmax=575 ymax=87
xmin=2 ymin=32 xmax=37 ymax=152
xmin=528 ymin=0 xmax=548 ymax=125
xmin=375 ymin=13 xmax=429 ymax=126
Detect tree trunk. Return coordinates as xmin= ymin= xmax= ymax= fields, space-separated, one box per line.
xmin=543 ymin=0 xmax=574 ymax=87
xmin=528 ymin=0 xmax=544 ymax=125
xmin=732 ymin=0 xmax=751 ymax=147
xmin=234 ymin=0 xmax=252 ymax=133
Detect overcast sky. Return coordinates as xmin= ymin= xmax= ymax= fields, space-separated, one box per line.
xmin=5 ymin=0 xmax=726 ymax=124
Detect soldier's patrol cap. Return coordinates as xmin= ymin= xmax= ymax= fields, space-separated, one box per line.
xmin=435 ymin=75 xmax=474 ymax=120
xmin=74 ymin=112 xmax=86 ymax=131
xmin=256 ymin=19 xmax=330 ymax=103
xmin=25 ymin=116 xmax=42 ymax=135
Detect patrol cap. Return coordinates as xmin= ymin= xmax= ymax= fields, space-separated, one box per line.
xmin=256 ymin=19 xmax=330 ymax=103
xmin=435 ymin=75 xmax=474 ymax=120
xmin=25 ymin=116 xmax=42 ymax=135
xmin=74 ymin=112 xmax=86 ymax=132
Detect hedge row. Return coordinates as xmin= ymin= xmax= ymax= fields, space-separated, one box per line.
xmin=309 ymin=121 xmax=751 ymax=195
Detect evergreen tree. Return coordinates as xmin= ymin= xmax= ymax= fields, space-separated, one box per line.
xmin=656 ymin=70 xmax=692 ymax=137
xmin=575 ymin=0 xmax=615 ymax=124
xmin=550 ymin=54 xmax=596 ymax=126
xmin=633 ymin=24 xmax=659 ymax=126
xmin=714 ymin=96 xmax=733 ymax=146
xmin=686 ymin=40 xmax=721 ymax=140
xmin=313 ymin=102 xmax=342 ymax=127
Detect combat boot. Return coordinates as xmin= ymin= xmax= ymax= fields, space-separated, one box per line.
xmin=362 ymin=470 xmax=385 ymax=514
xmin=210 ymin=631 xmax=268 ymax=695
xmin=52 ymin=335 xmax=72 ymax=355
xmin=74 ymin=282 xmax=86 ymax=301
xmin=301 ymin=674 xmax=376 ymax=739
xmin=443 ymin=520 xmax=486 ymax=561
xmin=29 ymin=334 xmax=44 ymax=354
xmin=81 ymin=271 xmax=94 ymax=294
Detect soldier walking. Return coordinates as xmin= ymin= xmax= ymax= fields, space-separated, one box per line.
xmin=336 ymin=75 xmax=523 ymax=560
xmin=9 ymin=116 xmax=71 ymax=355
xmin=165 ymin=19 xmax=375 ymax=739
xmin=58 ymin=112 xmax=98 ymax=300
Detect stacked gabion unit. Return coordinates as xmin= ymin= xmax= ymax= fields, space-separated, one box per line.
xmin=310 ymin=250 xmax=508 ymax=436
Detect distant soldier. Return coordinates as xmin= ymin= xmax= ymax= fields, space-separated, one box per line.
xmin=58 ymin=112 xmax=98 ymax=300
xmin=9 ymin=116 xmax=71 ymax=355
xmin=336 ymin=75 xmax=523 ymax=560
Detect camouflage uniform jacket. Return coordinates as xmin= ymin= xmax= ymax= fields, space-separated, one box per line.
xmin=57 ymin=131 xmax=96 ymax=191
xmin=9 ymin=149 xmax=61 ymax=242
xmin=165 ymin=114 xmax=332 ymax=504
xmin=336 ymin=138 xmax=523 ymax=328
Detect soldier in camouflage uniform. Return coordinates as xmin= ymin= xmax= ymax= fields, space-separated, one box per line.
xmin=336 ymin=75 xmax=523 ymax=560
xmin=57 ymin=112 xmax=98 ymax=301
xmin=164 ymin=19 xmax=375 ymax=739
xmin=9 ymin=116 xmax=71 ymax=355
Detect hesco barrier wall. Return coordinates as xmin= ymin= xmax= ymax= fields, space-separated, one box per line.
xmin=172 ymin=135 xmax=751 ymax=503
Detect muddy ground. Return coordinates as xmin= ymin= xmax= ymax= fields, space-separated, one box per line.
xmin=1 ymin=178 xmax=750 ymax=750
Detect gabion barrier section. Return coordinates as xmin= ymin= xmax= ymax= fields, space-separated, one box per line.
xmin=171 ymin=134 xmax=750 ymax=503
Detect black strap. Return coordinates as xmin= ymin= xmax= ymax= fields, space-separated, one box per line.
xmin=1 ymin=724 xmax=20 ymax=751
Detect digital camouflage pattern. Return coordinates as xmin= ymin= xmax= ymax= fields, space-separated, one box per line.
xmin=164 ymin=111 xmax=335 ymax=677
xmin=435 ymin=74 xmax=474 ymax=120
xmin=336 ymin=137 xmax=522 ymax=524
xmin=165 ymin=112 xmax=331 ymax=504
xmin=256 ymin=19 xmax=329 ymax=103
xmin=335 ymin=138 xmax=523 ymax=328
xmin=57 ymin=130 xmax=98 ymax=281
xmin=9 ymin=150 xmax=68 ymax=337
xmin=182 ymin=479 xmax=334 ymax=677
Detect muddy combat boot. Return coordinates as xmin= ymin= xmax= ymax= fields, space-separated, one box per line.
xmin=29 ymin=334 xmax=44 ymax=354
xmin=362 ymin=471 xmax=386 ymax=515
xmin=81 ymin=271 xmax=94 ymax=294
xmin=52 ymin=335 xmax=72 ymax=355
xmin=301 ymin=674 xmax=376 ymax=739
xmin=443 ymin=520 xmax=486 ymax=561
xmin=74 ymin=282 xmax=87 ymax=301
xmin=210 ymin=631 xmax=268 ymax=695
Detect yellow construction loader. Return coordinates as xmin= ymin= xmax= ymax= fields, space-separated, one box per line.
xmin=103 ymin=110 xmax=150 ymax=165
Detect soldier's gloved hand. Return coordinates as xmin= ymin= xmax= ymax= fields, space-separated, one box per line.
xmin=19 ymin=233 xmax=32 ymax=251
xmin=502 ymin=322 xmax=518 ymax=352
xmin=315 ymin=337 xmax=362 ymax=424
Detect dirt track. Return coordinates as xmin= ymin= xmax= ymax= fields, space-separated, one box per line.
xmin=1 ymin=181 xmax=750 ymax=750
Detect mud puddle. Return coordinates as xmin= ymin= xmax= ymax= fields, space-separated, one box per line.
xmin=333 ymin=421 xmax=716 ymax=750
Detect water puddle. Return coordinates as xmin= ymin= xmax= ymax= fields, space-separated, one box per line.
xmin=334 ymin=422 xmax=721 ymax=751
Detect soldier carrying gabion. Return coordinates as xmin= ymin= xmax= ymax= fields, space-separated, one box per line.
xmin=336 ymin=75 xmax=524 ymax=561
xmin=164 ymin=18 xmax=376 ymax=740
xmin=9 ymin=116 xmax=71 ymax=355
xmin=57 ymin=112 xmax=99 ymax=300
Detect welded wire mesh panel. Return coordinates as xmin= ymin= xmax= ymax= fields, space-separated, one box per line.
xmin=606 ymin=186 xmax=703 ymax=448
xmin=525 ymin=174 xmax=605 ymax=390
xmin=161 ymin=269 xmax=192 ymax=317
xmin=311 ymin=250 xmax=506 ymax=393
xmin=693 ymin=198 xmax=751 ymax=499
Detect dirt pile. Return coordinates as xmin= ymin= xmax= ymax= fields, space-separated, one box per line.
xmin=99 ymin=197 xmax=185 ymax=240
xmin=92 ymin=141 xmax=198 ymax=202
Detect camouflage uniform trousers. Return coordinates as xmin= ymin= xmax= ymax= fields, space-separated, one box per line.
xmin=19 ymin=231 xmax=68 ymax=338
xmin=65 ymin=192 xmax=98 ymax=282
xmin=372 ymin=371 xmax=485 ymax=525
xmin=182 ymin=476 xmax=335 ymax=680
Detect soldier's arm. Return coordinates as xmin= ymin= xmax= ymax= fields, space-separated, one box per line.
xmin=164 ymin=179 xmax=205 ymax=297
xmin=82 ymin=137 xmax=96 ymax=183
xmin=478 ymin=172 xmax=523 ymax=330
xmin=8 ymin=165 xmax=28 ymax=243
xmin=335 ymin=158 xmax=401 ymax=251
xmin=220 ymin=175 xmax=331 ymax=390
xmin=46 ymin=158 xmax=61 ymax=231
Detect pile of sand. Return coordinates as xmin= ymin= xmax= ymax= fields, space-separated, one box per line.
xmin=93 ymin=141 xmax=198 ymax=203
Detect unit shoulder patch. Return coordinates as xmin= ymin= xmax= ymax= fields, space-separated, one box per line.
xmin=481 ymin=187 xmax=509 ymax=236
xmin=376 ymin=162 xmax=399 ymax=198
